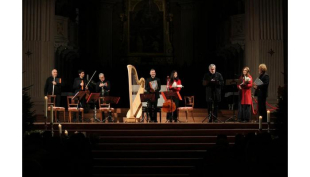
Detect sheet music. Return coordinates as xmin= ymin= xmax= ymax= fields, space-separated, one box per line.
xmin=254 ymin=78 xmax=264 ymax=86
xmin=150 ymin=80 xmax=158 ymax=90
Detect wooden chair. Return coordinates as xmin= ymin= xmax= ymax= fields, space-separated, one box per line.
xmin=47 ymin=95 xmax=66 ymax=122
xmin=178 ymin=96 xmax=195 ymax=122
xmin=98 ymin=97 xmax=115 ymax=122
xmin=67 ymin=96 xmax=84 ymax=123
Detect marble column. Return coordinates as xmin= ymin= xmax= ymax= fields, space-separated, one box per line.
xmin=245 ymin=0 xmax=284 ymax=104
xmin=23 ymin=0 xmax=55 ymax=114
xmin=178 ymin=0 xmax=195 ymax=66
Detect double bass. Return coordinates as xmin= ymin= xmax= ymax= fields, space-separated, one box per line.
xmin=162 ymin=76 xmax=176 ymax=113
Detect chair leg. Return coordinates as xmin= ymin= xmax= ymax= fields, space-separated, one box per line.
xmin=185 ymin=111 xmax=188 ymax=122
xmin=55 ymin=111 xmax=57 ymax=122
xmin=191 ymin=111 xmax=195 ymax=122
xmin=63 ymin=111 xmax=66 ymax=122
xmin=69 ymin=111 xmax=71 ymax=123
xmin=82 ymin=111 xmax=84 ymax=122
xmin=100 ymin=111 xmax=103 ymax=122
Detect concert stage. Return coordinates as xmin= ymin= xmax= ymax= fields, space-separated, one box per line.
xmin=33 ymin=117 xmax=275 ymax=177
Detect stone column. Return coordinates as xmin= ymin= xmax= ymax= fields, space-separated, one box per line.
xmin=245 ymin=0 xmax=284 ymax=104
xmin=23 ymin=0 xmax=55 ymax=114
xmin=178 ymin=0 xmax=195 ymax=66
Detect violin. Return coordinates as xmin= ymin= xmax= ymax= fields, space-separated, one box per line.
xmin=162 ymin=76 xmax=176 ymax=113
xmin=85 ymin=71 xmax=97 ymax=100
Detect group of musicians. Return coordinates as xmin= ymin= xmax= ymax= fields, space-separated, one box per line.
xmin=44 ymin=63 xmax=269 ymax=123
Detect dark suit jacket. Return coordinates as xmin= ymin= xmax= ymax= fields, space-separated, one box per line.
xmin=44 ymin=76 xmax=62 ymax=96
xmin=145 ymin=77 xmax=161 ymax=99
xmin=255 ymin=73 xmax=269 ymax=98
xmin=96 ymin=80 xmax=110 ymax=96
xmin=73 ymin=77 xmax=88 ymax=94
xmin=203 ymin=72 xmax=224 ymax=102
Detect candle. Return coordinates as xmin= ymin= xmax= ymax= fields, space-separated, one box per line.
xmin=50 ymin=105 xmax=53 ymax=123
xmin=259 ymin=116 xmax=262 ymax=130
xmin=267 ymin=110 xmax=270 ymax=123
xmin=45 ymin=96 xmax=48 ymax=118
xmin=64 ymin=130 xmax=68 ymax=136
xmin=58 ymin=124 xmax=62 ymax=135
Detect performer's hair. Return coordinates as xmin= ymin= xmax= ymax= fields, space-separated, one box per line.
xmin=99 ymin=73 xmax=104 ymax=77
xmin=150 ymin=69 xmax=155 ymax=72
xmin=242 ymin=67 xmax=251 ymax=77
xmin=78 ymin=70 xmax=85 ymax=74
xmin=259 ymin=64 xmax=267 ymax=72
xmin=170 ymin=70 xmax=179 ymax=84
xmin=209 ymin=64 xmax=216 ymax=69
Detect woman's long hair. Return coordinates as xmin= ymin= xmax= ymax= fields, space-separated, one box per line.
xmin=241 ymin=67 xmax=251 ymax=77
xmin=170 ymin=70 xmax=179 ymax=85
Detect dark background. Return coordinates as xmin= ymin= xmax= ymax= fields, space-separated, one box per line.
xmin=54 ymin=0 xmax=282 ymax=108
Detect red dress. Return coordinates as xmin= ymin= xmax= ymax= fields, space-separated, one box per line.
xmin=238 ymin=75 xmax=252 ymax=105
xmin=169 ymin=79 xmax=182 ymax=92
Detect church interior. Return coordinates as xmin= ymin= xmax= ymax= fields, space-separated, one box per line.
xmin=21 ymin=0 xmax=288 ymax=177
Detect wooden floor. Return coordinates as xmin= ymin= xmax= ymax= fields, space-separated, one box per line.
xmin=35 ymin=108 xmax=274 ymax=123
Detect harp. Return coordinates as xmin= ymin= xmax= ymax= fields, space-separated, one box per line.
xmin=126 ymin=65 xmax=145 ymax=122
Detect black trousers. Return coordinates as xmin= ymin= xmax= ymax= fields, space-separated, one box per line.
xmin=147 ymin=100 xmax=158 ymax=122
xmin=258 ymin=96 xmax=267 ymax=122
xmin=166 ymin=98 xmax=179 ymax=122
xmin=238 ymin=104 xmax=251 ymax=121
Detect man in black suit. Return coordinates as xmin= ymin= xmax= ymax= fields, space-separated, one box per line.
xmin=72 ymin=70 xmax=88 ymax=122
xmin=254 ymin=64 xmax=269 ymax=122
xmin=44 ymin=69 xmax=62 ymax=121
xmin=145 ymin=69 xmax=161 ymax=122
xmin=96 ymin=73 xmax=110 ymax=96
xmin=44 ymin=69 xmax=62 ymax=106
xmin=203 ymin=64 xmax=224 ymax=122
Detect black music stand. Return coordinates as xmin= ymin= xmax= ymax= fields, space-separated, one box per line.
xmin=162 ymin=91 xmax=180 ymax=123
xmin=72 ymin=91 xmax=86 ymax=122
xmin=202 ymin=80 xmax=223 ymax=123
xmin=140 ymin=93 xmax=156 ymax=123
xmin=86 ymin=93 xmax=100 ymax=122
xmin=102 ymin=96 xmax=120 ymax=122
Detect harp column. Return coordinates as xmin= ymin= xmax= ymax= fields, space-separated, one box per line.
xmin=23 ymin=0 xmax=55 ymax=114
xmin=245 ymin=0 xmax=284 ymax=104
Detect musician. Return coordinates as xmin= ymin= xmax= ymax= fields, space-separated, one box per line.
xmin=237 ymin=67 xmax=253 ymax=122
xmin=166 ymin=70 xmax=182 ymax=122
xmin=202 ymin=64 xmax=224 ymax=122
xmin=145 ymin=69 xmax=161 ymax=122
xmin=254 ymin=64 xmax=269 ymax=122
xmin=96 ymin=73 xmax=110 ymax=96
xmin=72 ymin=70 xmax=88 ymax=122
xmin=44 ymin=69 xmax=62 ymax=121
xmin=96 ymin=73 xmax=111 ymax=121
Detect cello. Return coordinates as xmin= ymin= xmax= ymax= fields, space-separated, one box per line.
xmin=162 ymin=76 xmax=176 ymax=113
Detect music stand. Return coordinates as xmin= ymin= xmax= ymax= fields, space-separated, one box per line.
xmin=140 ymin=93 xmax=156 ymax=123
xmin=102 ymin=96 xmax=120 ymax=122
xmin=72 ymin=91 xmax=86 ymax=122
xmin=202 ymin=80 xmax=223 ymax=123
xmin=224 ymin=79 xmax=239 ymax=123
xmin=86 ymin=93 xmax=100 ymax=122
xmin=162 ymin=91 xmax=180 ymax=123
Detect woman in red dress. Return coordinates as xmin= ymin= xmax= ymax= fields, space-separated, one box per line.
xmin=167 ymin=70 xmax=182 ymax=122
xmin=237 ymin=67 xmax=253 ymax=122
